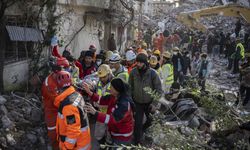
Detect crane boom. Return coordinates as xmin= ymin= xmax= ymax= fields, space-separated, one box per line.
xmin=176 ymin=4 xmax=250 ymax=32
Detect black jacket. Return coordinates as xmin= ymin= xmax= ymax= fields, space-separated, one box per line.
xmin=172 ymin=53 xmax=185 ymax=72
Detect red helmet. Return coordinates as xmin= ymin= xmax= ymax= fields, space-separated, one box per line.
xmin=56 ymin=71 xmax=72 ymax=89
xmin=57 ymin=57 xmax=70 ymax=68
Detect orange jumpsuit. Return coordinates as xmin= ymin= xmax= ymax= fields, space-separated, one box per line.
xmin=41 ymin=73 xmax=59 ymax=150
xmin=54 ymin=86 xmax=91 ymax=150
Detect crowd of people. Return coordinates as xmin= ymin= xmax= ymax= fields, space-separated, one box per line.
xmin=41 ymin=19 xmax=250 ymax=149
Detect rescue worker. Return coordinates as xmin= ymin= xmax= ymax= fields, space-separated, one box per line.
xmin=125 ymin=50 xmax=137 ymax=74
xmin=232 ymin=38 xmax=245 ymax=74
xmin=161 ymin=51 xmax=174 ymax=93
xmin=54 ymin=71 xmax=91 ymax=150
xmin=41 ymin=57 xmax=69 ymax=150
xmin=149 ymin=55 xmax=162 ymax=76
xmin=62 ymin=49 xmax=83 ymax=79
xmin=197 ymin=53 xmax=211 ymax=91
xmin=129 ymin=52 xmax=163 ymax=145
xmin=104 ymin=51 xmax=113 ymax=64
xmin=109 ymin=53 xmax=129 ymax=82
xmin=83 ymin=64 xmax=114 ymax=146
xmin=240 ymin=53 xmax=250 ymax=106
xmin=153 ymin=49 xmax=161 ymax=61
xmin=172 ymin=47 xmax=184 ymax=85
xmin=84 ymin=78 xmax=134 ymax=148
xmin=182 ymin=51 xmax=191 ymax=75
xmin=81 ymin=50 xmax=97 ymax=78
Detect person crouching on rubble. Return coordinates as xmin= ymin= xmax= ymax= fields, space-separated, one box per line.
xmin=54 ymin=71 xmax=91 ymax=150
xmin=82 ymin=64 xmax=114 ymax=147
xmin=165 ymin=82 xmax=183 ymax=102
xmin=84 ymin=78 xmax=134 ymax=149
xmin=197 ymin=53 xmax=211 ymax=91
xmin=41 ymin=57 xmax=69 ymax=150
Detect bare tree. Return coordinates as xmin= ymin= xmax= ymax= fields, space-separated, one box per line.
xmin=0 ymin=0 xmax=19 ymax=93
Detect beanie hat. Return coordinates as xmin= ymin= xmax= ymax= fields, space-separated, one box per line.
xmin=111 ymin=78 xmax=128 ymax=94
xmin=136 ymin=53 xmax=148 ymax=64
xmin=85 ymin=50 xmax=94 ymax=58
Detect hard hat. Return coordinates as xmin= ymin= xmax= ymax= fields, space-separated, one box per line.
xmin=97 ymin=64 xmax=111 ymax=78
xmin=126 ymin=50 xmax=136 ymax=61
xmin=153 ymin=50 xmax=161 ymax=56
xmin=172 ymin=47 xmax=180 ymax=51
xmin=109 ymin=53 xmax=121 ymax=63
xmin=162 ymin=51 xmax=171 ymax=59
xmin=105 ymin=51 xmax=113 ymax=61
xmin=56 ymin=71 xmax=72 ymax=89
xmin=149 ymin=55 xmax=158 ymax=66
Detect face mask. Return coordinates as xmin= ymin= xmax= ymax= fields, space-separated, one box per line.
xmin=111 ymin=68 xmax=116 ymax=73
xmin=96 ymin=60 xmax=102 ymax=66
xmin=187 ymin=54 xmax=190 ymax=57
xmin=173 ymin=52 xmax=177 ymax=55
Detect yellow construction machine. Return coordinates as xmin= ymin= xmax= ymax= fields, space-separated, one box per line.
xmin=176 ymin=4 xmax=250 ymax=32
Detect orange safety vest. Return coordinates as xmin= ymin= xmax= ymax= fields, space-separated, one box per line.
xmin=54 ymin=86 xmax=91 ymax=150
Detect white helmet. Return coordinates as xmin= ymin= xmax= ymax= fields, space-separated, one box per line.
xmin=126 ymin=50 xmax=136 ymax=61
xmin=109 ymin=53 xmax=121 ymax=63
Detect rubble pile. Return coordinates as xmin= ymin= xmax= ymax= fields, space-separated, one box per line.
xmin=144 ymin=58 xmax=249 ymax=149
xmin=0 ymin=92 xmax=47 ymax=150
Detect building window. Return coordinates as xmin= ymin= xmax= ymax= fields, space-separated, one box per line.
xmin=4 ymin=15 xmax=43 ymax=64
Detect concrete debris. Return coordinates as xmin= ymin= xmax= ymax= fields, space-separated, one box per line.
xmin=0 ymin=92 xmax=47 ymax=149
xmin=0 ymin=96 xmax=7 ymax=105
xmin=1 ymin=115 xmax=14 ymax=129
xmin=6 ymin=134 xmax=16 ymax=146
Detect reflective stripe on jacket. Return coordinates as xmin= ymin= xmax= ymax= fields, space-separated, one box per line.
xmin=162 ymin=63 xmax=174 ymax=85
xmin=54 ymin=86 xmax=91 ymax=150
xmin=237 ymin=43 xmax=245 ymax=59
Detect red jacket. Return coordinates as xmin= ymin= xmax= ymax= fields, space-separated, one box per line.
xmin=82 ymin=63 xmax=97 ymax=78
xmin=52 ymin=45 xmax=62 ymax=58
xmin=90 ymin=94 xmax=134 ymax=141
xmin=75 ymin=61 xmax=83 ymax=79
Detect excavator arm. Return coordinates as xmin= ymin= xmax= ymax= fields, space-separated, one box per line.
xmin=177 ymin=4 xmax=250 ymax=32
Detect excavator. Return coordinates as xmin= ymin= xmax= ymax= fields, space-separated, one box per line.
xmin=176 ymin=4 xmax=250 ymax=32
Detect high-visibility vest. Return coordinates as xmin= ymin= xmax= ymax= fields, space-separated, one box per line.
xmin=96 ymin=81 xmax=111 ymax=113
xmin=165 ymin=64 xmax=174 ymax=85
xmin=55 ymin=87 xmax=91 ymax=150
xmin=236 ymin=43 xmax=245 ymax=59
xmin=117 ymin=71 xmax=129 ymax=83
xmin=189 ymin=36 xmax=193 ymax=44
xmin=97 ymin=81 xmax=111 ymax=97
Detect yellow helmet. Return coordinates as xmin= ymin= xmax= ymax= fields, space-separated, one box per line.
xmin=172 ymin=47 xmax=180 ymax=52
xmin=142 ymin=42 xmax=147 ymax=48
xmin=163 ymin=51 xmax=171 ymax=59
xmin=97 ymin=64 xmax=111 ymax=78
xmin=105 ymin=51 xmax=113 ymax=61
xmin=149 ymin=55 xmax=158 ymax=66
xmin=153 ymin=50 xmax=161 ymax=56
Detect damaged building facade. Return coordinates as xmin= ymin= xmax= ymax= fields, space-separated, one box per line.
xmin=1 ymin=0 xmax=137 ymax=91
